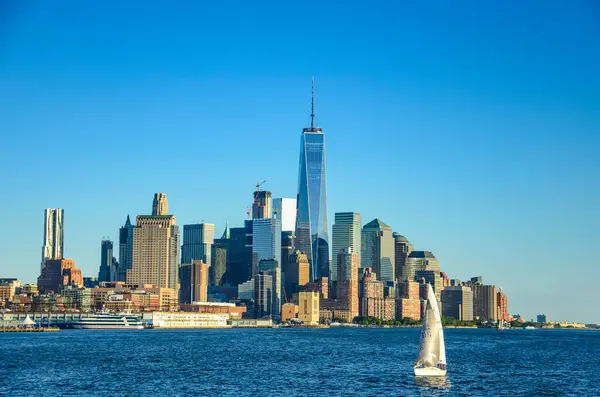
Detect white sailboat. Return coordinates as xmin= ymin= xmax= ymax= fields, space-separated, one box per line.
xmin=414 ymin=284 xmax=447 ymax=376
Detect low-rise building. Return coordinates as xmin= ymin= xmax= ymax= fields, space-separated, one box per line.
xmin=298 ymin=291 xmax=319 ymax=325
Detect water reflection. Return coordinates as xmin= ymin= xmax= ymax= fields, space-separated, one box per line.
xmin=414 ymin=375 xmax=452 ymax=390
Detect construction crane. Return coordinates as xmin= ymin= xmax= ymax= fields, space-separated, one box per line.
xmin=246 ymin=180 xmax=267 ymax=219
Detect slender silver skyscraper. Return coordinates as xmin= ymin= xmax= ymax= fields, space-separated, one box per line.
xmin=41 ymin=208 xmax=64 ymax=271
xmin=295 ymin=78 xmax=329 ymax=281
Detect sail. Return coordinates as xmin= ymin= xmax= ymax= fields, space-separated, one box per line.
xmin=415 ymin=284 xmax=446 ymax=367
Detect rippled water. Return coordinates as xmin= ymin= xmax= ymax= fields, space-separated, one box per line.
xmin=1 ymin=328 xmax=598 ymax=396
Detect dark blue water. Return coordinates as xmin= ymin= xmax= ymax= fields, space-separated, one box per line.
xmin=1 ymin=328 xmax=598 ymax=396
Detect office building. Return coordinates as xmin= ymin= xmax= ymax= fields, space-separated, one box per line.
xmin=252 ymin=217 xmax=281 ymax=276
xmin=179 ymin=260 xmax=210 ymax=304
xmin=361 ymin=219 xmax=395 ymax=282
xmin=405 ymin=251 xmax=440 ymax=282
xmin=252 ymin=190 xmax=272 ymax=219
xmin=98 ymin=239 xmax=114 ymax=283
xmin=211 ymin=224 xmax=230 ymax=286
xmin=272 ymin=198 xmax=296 ymax=232
xmin=298 ymin=291 xmax=319 ymax=325
xmin=441 ymin=286 xmax=473 ymax=321
xmin=118 ymin=215 xmax=134 ymax=282
xmin=537 ymin=314 xmax=547 ymax=323
xmin=37 ymin=258 xmax=83 ymax=294
xmin=331 ymin=212 xmax=361 ymax=282
xmin=393 ymin=233 xmax=413 ymax=282
xmin=41 ymin=208 xmax=64 ymax=271
xmin=228 ymin=222 xmax=252 ymax=286
xmin=286 ymin=250 xmax=309 ymax=295
xmin=258 ymin=259 xmax=281 ymax=316
xmin=152 ymin=193 xmax=168 ymax=216
xmin=281 ymin=231 xmax=294 ymax=293
xmin=472 ymin=284 xmax=498 ymax=321
xmin=238 ymin=279 xmax=255 ymax=301
xmin=254 ymin=272 xmax=273 ymax=318
xmin=336 ymin=248 xmax=359 ymax=319
xmin=295 ymin=79 xmax=329 ymax=281
xmin=415 ymin=270 xmax=443 ymax=302
xmin=181 ymin=223 xmax=215 ymax=266
xmin=127 ymin=194 xmax=180 ymax=294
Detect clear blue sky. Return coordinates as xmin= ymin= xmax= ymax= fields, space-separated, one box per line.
xmin=1 ymin=1 xmax=599 ymax=323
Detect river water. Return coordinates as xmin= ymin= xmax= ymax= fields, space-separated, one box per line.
xmin=1 ymin=327 xmax=598 ymax=396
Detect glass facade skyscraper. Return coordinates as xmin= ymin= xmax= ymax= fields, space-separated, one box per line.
xmin=331 ymin=212 xmax=362 ymax=282
xmin=295 ymin=80 xmax=329 ymax=281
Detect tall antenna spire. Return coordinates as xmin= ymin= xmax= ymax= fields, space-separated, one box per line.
xmin=311 ymin=76 xmax=315 ymax=129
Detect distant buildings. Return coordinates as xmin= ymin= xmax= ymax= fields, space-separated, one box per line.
xmin=41 ymin=208 xmax=64 ymax=271
xmin=97 ymin=239 xmax=116 ymax=283
xmin=254 ymin=272 xmax=273 ymax=318
xmin=118 ymin=215 xmax=134 ymax=282
xmin=152 ymin=193 xmax=169 ymax=216
xmin=537 ymin=314 xmax=547 ymax=323
xmin=252 ymin=218 xmax=282 ymax=276
xmin=331 ymin=212 xmax=361 ymax=282
xmin=497 ymin=289 xmax=510 ymax=322
xmin=228 ymin=221 xmax=253 ymax=286
xmin=405 ymin=251 xmax=439 ymax=283
xmin=441 ymin=286 xmax=473 ymax=321
xmin=37 ymin=258 xmax=83 ymax=294
xmin=272 ymin=198 xmax=296 ymax=232
xmin=127 ymin=194 xmax=180 ymax=295
xmin=361 ymin=219 xmax=395 ymax=282
xmin=393 ymin=233 xmax=413 ymax=282
xmin=397 ymin=280 xmax=421 ymax=321
xmin=336 ymin=247 xmax=359 ymax=319
xmin=472 ymin=284 xmax=498 ymax=321
xmin=179 ymin=260 xmax=210 ymax=304
xmin=286 ymin=250 xmax=309 ymax=296
xmin=181 ymin=223 xmax=215 ymax=266
xmin=295 ymin=80 xmax=329 ymax=281
xmin=359 ymin=268 xmax=385 ymax=319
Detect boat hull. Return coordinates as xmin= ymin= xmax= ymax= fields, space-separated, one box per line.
xmin=71 ymin=324 xmax=143 ymax=330
xmin=414 ymin=367 xmax=447 ymax=377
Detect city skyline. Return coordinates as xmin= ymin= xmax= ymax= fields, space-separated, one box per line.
xmin=1 ymin=2 xmax=599 ymax=323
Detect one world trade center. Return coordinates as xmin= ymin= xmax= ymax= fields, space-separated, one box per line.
xmin=295 ymin=78 xmax=329 ymax=281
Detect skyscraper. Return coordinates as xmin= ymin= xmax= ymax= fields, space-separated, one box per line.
xmin=212 ymin=224 xmax=230 ymax=286
xmin=181 ymin=223 xmax=215 ymax=265
xmin=152 ymin=193 xmax=168 ymax=216
xmin=331 ymin=212 xmax=362 ymax=282
xmin=254 ymin=272 xmax=273 ymax=318
xmin=252 ymin=218 xmax=282 ymax=276
xmin=336 ymin=247 xmax=359 ymax=319
xmin=98 ymin=239 xmax=113 ymax=283
xmin=118 ymin=215 xmax=134 ymax=282
xmin=393 ymin=233 xmax=413 ymax=282
xmin=258 ymin=259 xmax=281 ymax=316
xmin=179 ymin=260 xmax=210 ymax=304
xmin=228 ymin=221 xmax=253 ymax=286
xmin=286 ymin=250 xmax=309 ymax=295
xmin=295 ymin=79 xmax=329 ymax=281
xmin=41 ymin=208 xmax=64 ymax=271
xmin=472 ymin=284 xmax=498 ymax=321
xmin=252 ymin=190 xmax=272 ymax=219
xmin=272 ymin=198 xmax=297 ymax=232
xmin=405 ymin=251 xmax=439 ymax=282
xmin=127 ymin=194 xmax=180 ymax=294
xmin=361 ymin=219 xmax=395 ymax=282
xmin=441 ymin=286 xmax=474 ymax=321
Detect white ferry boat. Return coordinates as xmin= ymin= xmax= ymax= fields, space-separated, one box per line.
xmin=71 ymin=314 xmax=143 ymax=330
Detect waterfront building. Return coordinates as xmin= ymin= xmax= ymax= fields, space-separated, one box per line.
xmin=359 ymin=268 xmax=385 ymax=319
xmin=295 ymin=79 xmax=329 ymax=281
xmin=281 ymin=303 xmax=298 ymax=322
xmin=97 ymin=239 xmax=113 ymax=283
xmin=472 ymin=284 xmax=498 ymax=321
xmin=396 ymin=298 xmax=421 ymax=321
xmin=179 ymin=260 xmax=210 ymax=304
xmin=238 ymin=279 xmax=255 ymax=301
xmin=361 ymin=219 xmax=395 ymax=282
xmin=336 ymin=247 xmax=359 ymax=319
xmin=41 ymin=208 xmax=64 ymax=271
xmin=252 ymin=190 xmax=272 ymax=219
xmin=298 ymin=291 xmax=319 ymax=325
xmin=331 ymin=212 xmax=362 ymax=282
xmin=252 ymin=218 xmax=282 ymax=276
xmin=537 ymin=314 xmax=547 ymax=323
xmin=181 ymin=223 xmax=215 ymax=266
xmin=258 ymin=259 xmax=281 ymax=316
xmin=152 ymin=193 xmax=169 ymax=216
xmin=254 ymin=272 xmax=273 ymax=318
xmin=441 ymin=286 xmax=474 ymax=321
xmin=497 ymin=289 xmax=510 ymax=322
xmin=147 ymin=312 xmax=230 ymax=328
xmin=127 ymin=194 xmax=180 ymax=294
xmin=393 ymin=233 xmax=413 ymax=282
xmin=37 ymin=258 xmax=83 ymax=294
xmin=118 ymin=215 xmax=134 ymax=282
xmin=0 ymin=280 xmax=20 ymax=302
xmin=272 ymin=198 xmax=296 ymax=232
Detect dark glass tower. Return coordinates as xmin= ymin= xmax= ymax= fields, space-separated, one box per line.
xmin=295 ymin=79 xmax=329 ymax=281
xmin=118 ymin=215 xmax=134 ymax=282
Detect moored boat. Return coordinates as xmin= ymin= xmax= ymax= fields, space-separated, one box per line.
xmin=71 ymin=314 xmax=143 ymax=330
